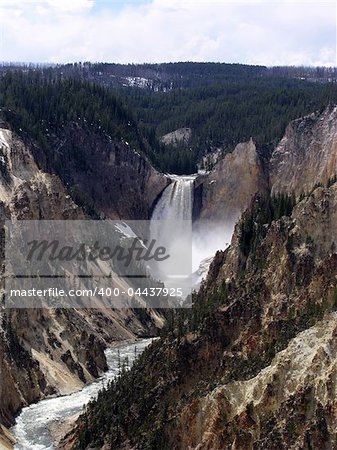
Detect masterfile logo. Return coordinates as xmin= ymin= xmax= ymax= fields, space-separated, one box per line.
xmin=5 ymin=220 xmax=192 ymax=309
xmin=26 ymin=238 xmax=170 ymax=264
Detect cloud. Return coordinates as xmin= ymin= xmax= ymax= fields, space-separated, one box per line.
xmin=0 ymin=0 xmax=94 ymax=12
xmin=0 ymin=0 xmax=335 ymax=66
xmin=44 ymin=0 xmax=94 ymax=13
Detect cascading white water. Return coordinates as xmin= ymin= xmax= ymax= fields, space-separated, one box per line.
xmin=150 ymin=175 xmax=196 ymax=296
xmin=12 ymin=339 xmax=153 ymax=450
xmin=150 ymin=174 xmax=233 ymax=289
xmin=151 ymin=175 xmax=195 ymax=221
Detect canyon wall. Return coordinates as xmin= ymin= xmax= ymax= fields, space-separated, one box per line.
xmin=270 ymin=106 xmax=337 ymax=196
xmin=0 ymin=125 xmax=165 ymax=427
xmin=195 ymin=106 xmax=337 ymax=227
xmin=65 ymin=181 xmax=337 ymax=450
xmin=195 ymin=139 xmax=267 ymax=224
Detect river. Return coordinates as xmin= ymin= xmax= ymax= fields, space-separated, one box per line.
xmin=11 ymin=175 xmax=195 ymax=449
xmin=11 ymin=338 xmax=153 ymax=450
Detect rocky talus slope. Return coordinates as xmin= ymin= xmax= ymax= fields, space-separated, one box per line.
xmin=61 ymin=106 xmax=337 ymax=450
xmin=0 ymin=126 xmax=165 ymax=429
xmin=0 ymin=424 xmax=15 ymax=449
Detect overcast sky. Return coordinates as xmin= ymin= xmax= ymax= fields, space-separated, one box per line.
xmin=0 ymin=0 xmax=336 ymax=66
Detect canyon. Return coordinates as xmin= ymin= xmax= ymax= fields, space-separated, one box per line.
xmin=58 ymin=105 xmax=337 ymax=449
xmin=1 ymin=73 xmax=337 ymax=450
xmin=0 ymin=122 xmax=166 ymax=436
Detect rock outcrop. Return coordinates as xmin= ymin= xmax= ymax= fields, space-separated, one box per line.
xmin=270 ymin=106 xmax=337 ymax=196
xmin=0 ymin=424 xmax=15 ymax=449
xmin=160 ymin=128 xmax=192 ymax=146
xmin=194 ymin=139 xmax=267 ymax=224
xmin=194 ymin=105 xmax=337 ymax=228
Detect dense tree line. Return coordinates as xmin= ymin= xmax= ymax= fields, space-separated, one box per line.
xmin=2 ymin=64 xmax=337 ymax=174
xmin=0 ymin=71 xmax=152 ymax=160
xmin=69 ymin=62 xmax=337 ymax=173
xmin=0 ymin=70 xmax=199 ymax=174
xmin=118 ymin=76 xmax=337 ymax=166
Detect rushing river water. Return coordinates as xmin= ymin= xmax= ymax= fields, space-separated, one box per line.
xmin=11 ymin=338 xmax=153 ymax=450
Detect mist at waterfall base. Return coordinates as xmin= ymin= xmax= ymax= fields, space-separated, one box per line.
xmin=192 ymin=220 xmax=234 ymax=273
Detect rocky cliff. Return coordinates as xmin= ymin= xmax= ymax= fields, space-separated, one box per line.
xmin=195 ymin=105 xmax=337 ymax=226
xmin=171 ymin=184 xmax=337 ymax=450
xmin=0 ymin=125 xmax=165 ymax=428
xmin=63 ymin=179 xmax=337 ymax=450
xmin=194 ymin=139 xmax=267 ymax=224
xmin=35 ymin=123 xmax=168 ymax=219
xmin=270 ymin=106 xmax=337 ymax=197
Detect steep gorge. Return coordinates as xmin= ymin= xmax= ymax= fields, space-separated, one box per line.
xmin=0 ymin=122 xmax=166 ymax=430
xmin=62 ymin=105 xmax=337 ymax=450
xmin=3 ymin=79 xmax=337 ymax=449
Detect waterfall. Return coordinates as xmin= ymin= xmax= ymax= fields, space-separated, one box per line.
xmin=150 ymin=175 xmax=195 ymax=244
xmin=151 ymin=175 xmax=195 ymax=221
xmin=150 ymin=174 xmax=233 ymax=290
xmin=150 ymin=175 xmax=195 ymax=296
